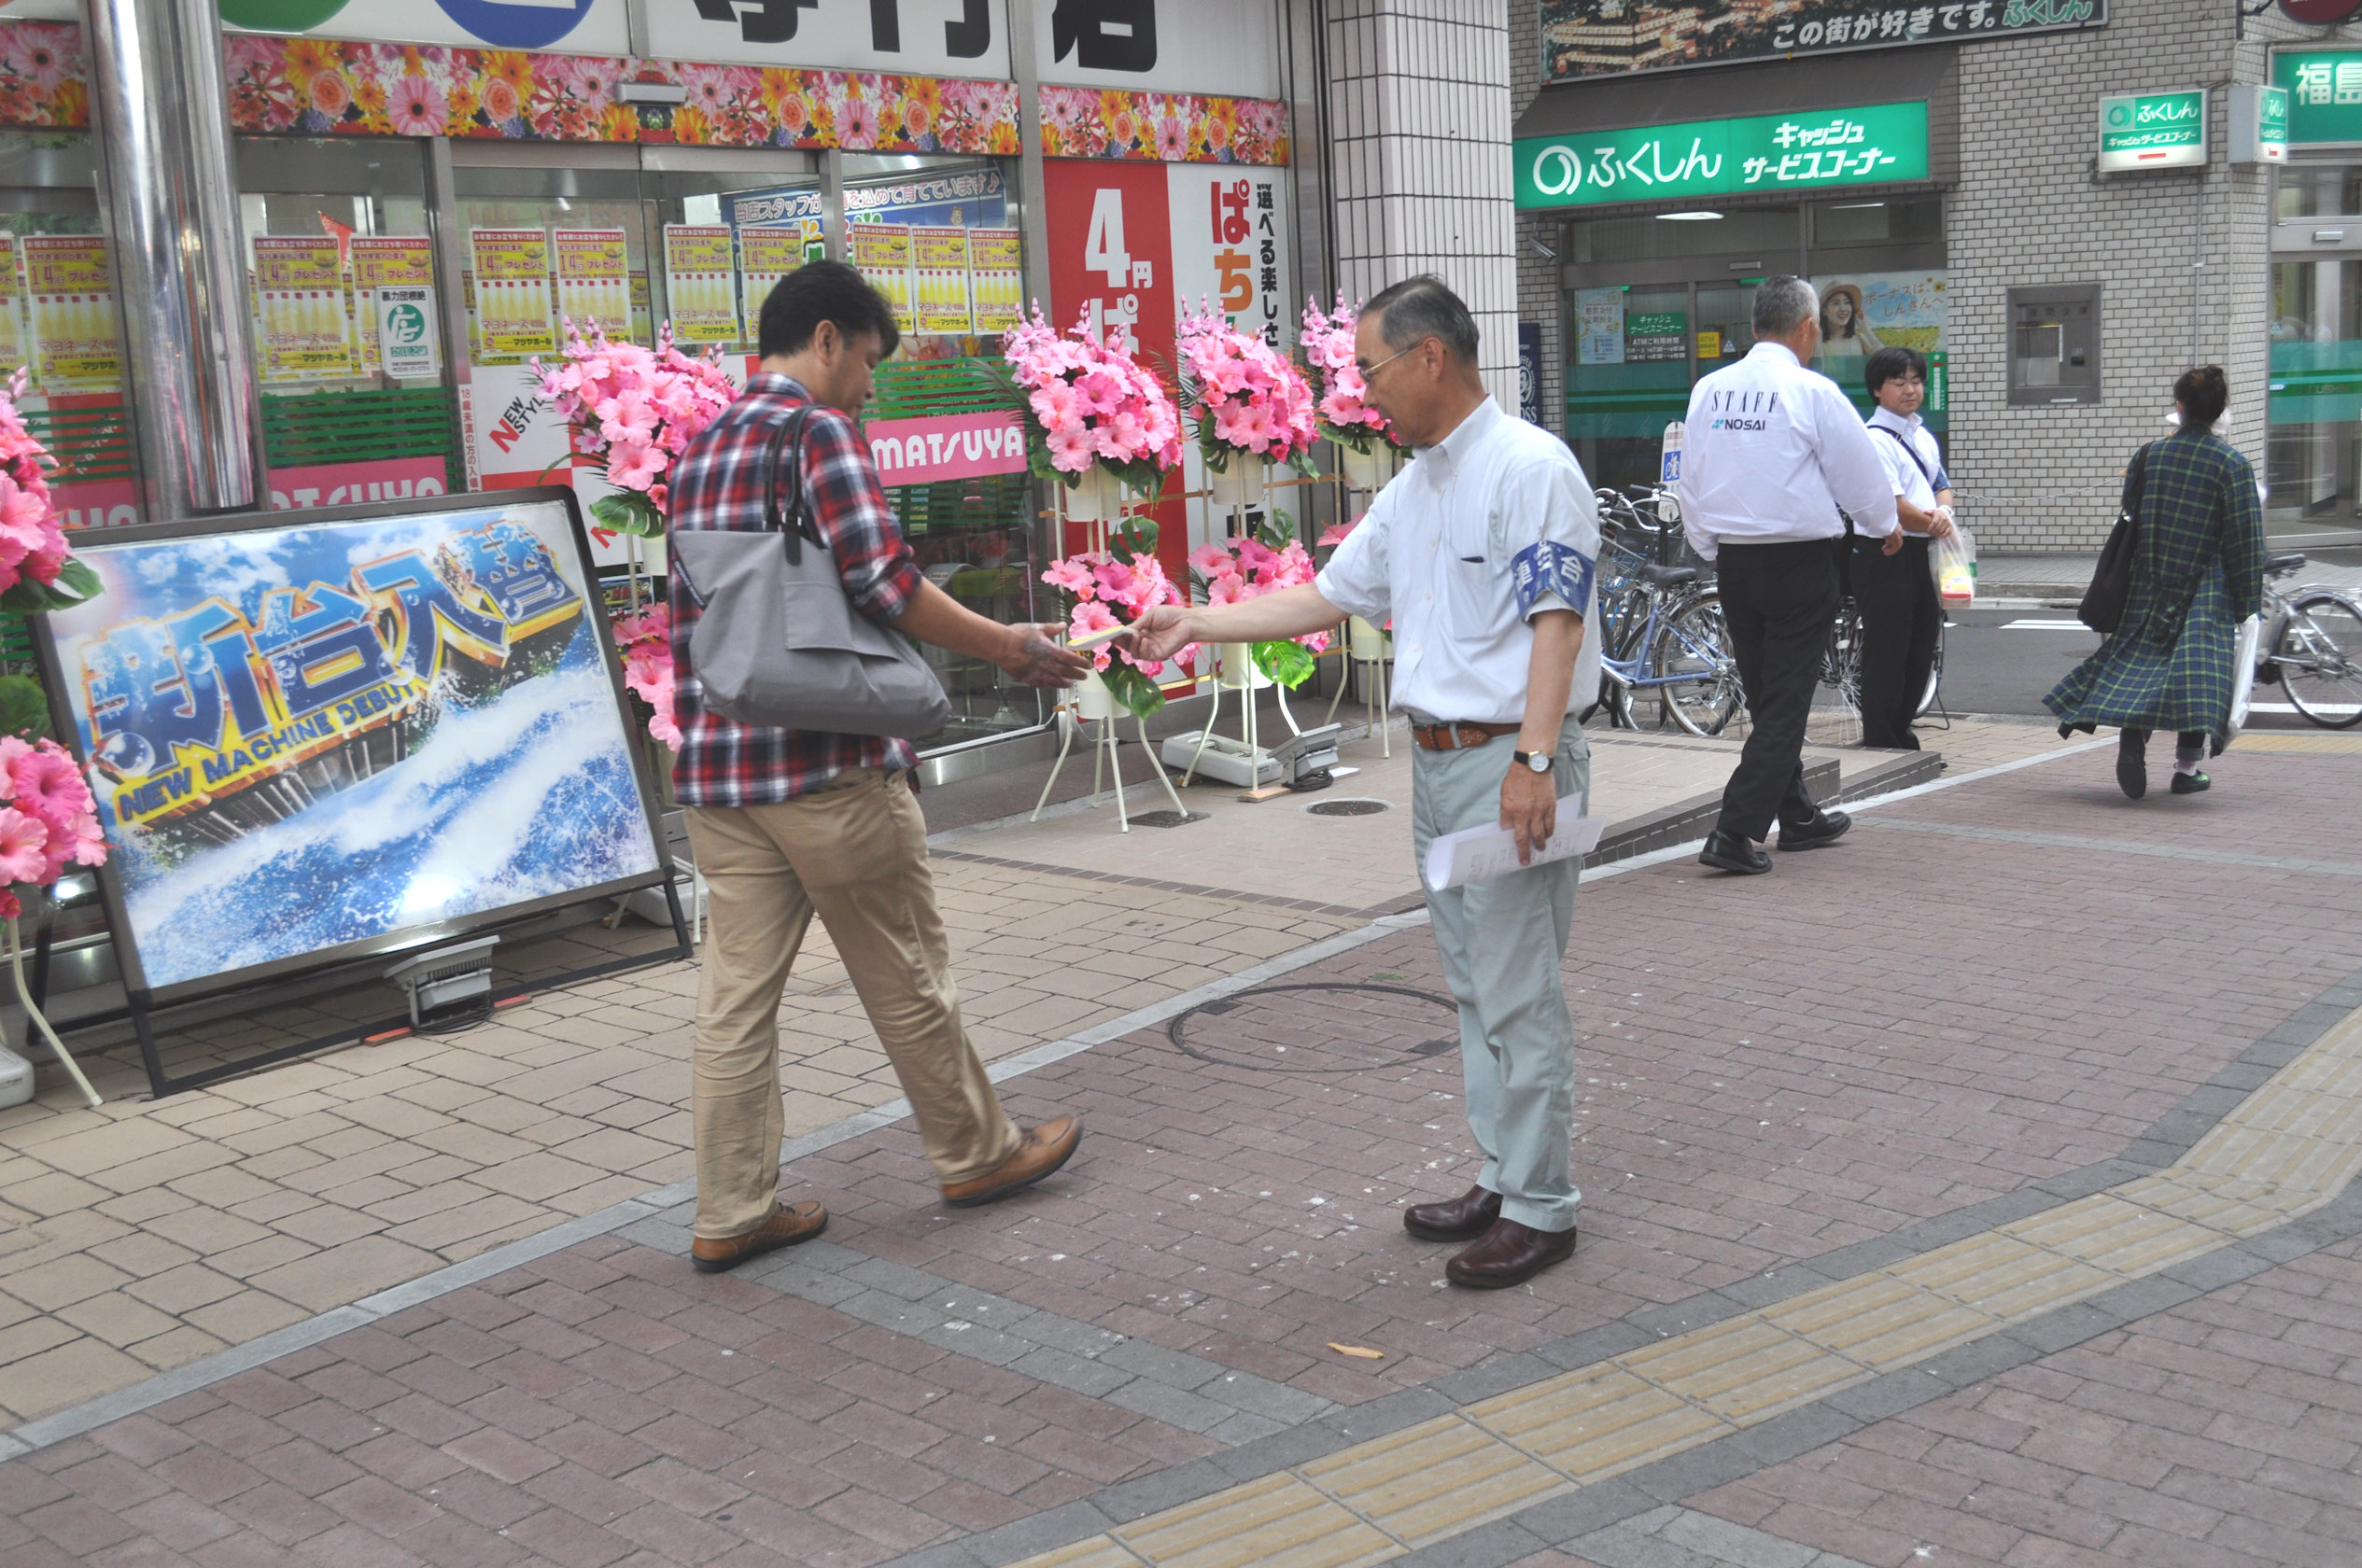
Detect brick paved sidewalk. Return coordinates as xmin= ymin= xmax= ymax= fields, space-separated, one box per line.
xmin=4 ymin=733 xmax=2359 ymax=1567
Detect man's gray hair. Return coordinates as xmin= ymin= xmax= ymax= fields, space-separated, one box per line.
xmin=1757 ymin=273 xmax=1823 ymax=337
xmin=1366 ymin=274 xmax=1479 ymax=364
xmin=1751 ymin=275 xmax=1819 ymax=339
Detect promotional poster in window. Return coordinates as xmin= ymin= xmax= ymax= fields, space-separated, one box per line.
xmin=39 ymin=497 xmax=664 ymax=999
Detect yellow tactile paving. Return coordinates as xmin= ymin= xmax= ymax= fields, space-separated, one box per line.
xmin=1467 ymin=1363 xmax=1728 ymax=1478
xmin=2000 ymin=1195 xmax=2228 ymax=1277
xmin=1882 ymin=1233 xmax=2120 ymax=1322
xmin=1617 ymin=1315 xmax=1871 ymax=1422
xmin=1020 ymin=1541 xmax=1146 ymax=1568
xmin=2223 ymin=732 xmax=2362 ymax=753
xmin=1300 ymin=1416 xmax=1570 ymax=1547
xmin=1760 ymin=1272 xmax=2000 ymax=1373
xmin=1113 ymin=1472 xmax=1400 ymax=1568
xmin=2114 ymin=1172 xmax=2313 ymax=1238
xmin=1005 ymin=998 xmax=2362 ymax=1568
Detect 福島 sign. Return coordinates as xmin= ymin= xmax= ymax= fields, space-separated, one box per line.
xmin=1541 ymin=0 xmax=2105 ymax=82
xmin=1513 ymin=103 xmax=1931 ymax=210
xmin=38 ymin=496 xmax=665 ymax=1001
xmin=2274 ymin=50 xmax=2362 ymax=148
xmin=2097 ymin=90 xmax=2207 ymax=172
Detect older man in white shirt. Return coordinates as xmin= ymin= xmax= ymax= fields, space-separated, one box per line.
xmin=1678 ymin=275 xmax=1898 ymax=875
xmin=1131 ymin=276 xmax=1598 ymax=1290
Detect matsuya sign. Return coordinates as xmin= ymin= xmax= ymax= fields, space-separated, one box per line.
xmin=1514 ymin=103 xmax=1931 ymax=210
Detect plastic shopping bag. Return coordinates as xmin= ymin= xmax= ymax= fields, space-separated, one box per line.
xmin=1930 ymin=524 xmax=1976 ymax=608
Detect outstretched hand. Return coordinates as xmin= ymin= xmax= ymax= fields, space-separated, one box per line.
xmin=996 ymin=624 xmax=1094 ymax=688
xmin=1127 ymin=605 xmax=1201 ymax=663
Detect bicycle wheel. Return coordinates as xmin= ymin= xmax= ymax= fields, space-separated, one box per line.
xmin=1652 ymin=592 xmax=1743 ymax=736
xmin=1808 ymin=600 xmax=1864 ymax=745
xmin=2279 ymin=592 xmax=2362 ymax=729
xmin=1915 ymin=623 xmax=1946 ymax=719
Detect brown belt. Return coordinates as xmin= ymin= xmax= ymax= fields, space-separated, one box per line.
xmin=1410 ymin=720 xmax=1516 ymax=751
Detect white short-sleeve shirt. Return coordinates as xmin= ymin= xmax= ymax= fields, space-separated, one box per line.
xmin=1315 ymin=398 xmax=1601 ymax=726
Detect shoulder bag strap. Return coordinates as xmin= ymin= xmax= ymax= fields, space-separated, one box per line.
xmin=757 ymin=402 xmax=818 ymax=563
xmin=2121 ymin=441 xmax=2151 ymax=525
xmin=1869 ymin=422 xmax=1935 ymax=486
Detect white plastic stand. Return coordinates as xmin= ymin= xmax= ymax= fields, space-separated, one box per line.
xmin=1033 ymin=672 xmax=1189 ymax=832
xmin=5 ymin=915 xmax=98 ymax=1108
xmin=1324 ymin=615 xmax=1391 ymax=755
xmin=1167 ymin=641 xmax=1301 ymax=793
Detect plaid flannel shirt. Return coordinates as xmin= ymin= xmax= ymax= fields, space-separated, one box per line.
xmin=668 ymin=373 xmax=923 ymax=805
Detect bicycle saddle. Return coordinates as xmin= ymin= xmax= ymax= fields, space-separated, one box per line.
xmin=2268 ymin=551 xmax=2307 ymax=577
xmin=1638 ymin=563 xmax=1699 ymax=589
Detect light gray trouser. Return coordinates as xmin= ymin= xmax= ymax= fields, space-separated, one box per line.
xmin=1409 ymin=716 xmax=1588 ymax=1233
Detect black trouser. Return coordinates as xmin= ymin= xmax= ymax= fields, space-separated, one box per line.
xmin=1714 ymin=539 xmax=1842 ymax=841
xmin=1851 ymin=535 xmax=1940 ymax=749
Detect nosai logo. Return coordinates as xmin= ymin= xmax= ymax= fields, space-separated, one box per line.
xmin=1709 ymin=416 xmax=1767 ymax=430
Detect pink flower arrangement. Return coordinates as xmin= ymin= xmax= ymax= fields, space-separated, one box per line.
xmin=1300 ymin=293 xmax=1403 ymax=455
xmin=0 ymin=371 xmax=97 ymax=615
xmin=1188 ymin=537 xmax=1331 ymax=676
xmin=610 ymin=603 xmax=679 ymax=748
xmin=1003 ymin=307 xmax=1182 ymax=496
xmin=1039 ymin=530 xmax=1194 ymax=718
xmin=535 ymin=321 xmax=740 ymax=537
xmin=1177 ymin=305 xmax=1318 ymax=470
xmin=0 ymin=735 xmax=105 ymax=921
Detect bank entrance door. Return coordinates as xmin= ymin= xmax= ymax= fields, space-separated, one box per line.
xmin=1558 ymin=199 xmax=1949 ymax=496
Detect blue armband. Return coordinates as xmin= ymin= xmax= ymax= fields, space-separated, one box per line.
xmin=1511 ymin=540 xmax=1596 ymax=619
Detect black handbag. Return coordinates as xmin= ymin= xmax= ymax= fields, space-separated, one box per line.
xmin=2077 ymin=442 xmax=2150 ymax=635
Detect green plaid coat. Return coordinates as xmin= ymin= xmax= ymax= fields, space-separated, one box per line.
xmin=2046 ymin=429 xmax=2267 ymax=744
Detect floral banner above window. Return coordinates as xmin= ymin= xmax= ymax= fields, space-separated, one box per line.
xmin=225 ymin=37 xmax=1022 ymax=151
xmin=1037 ymin=87 xmax=1290 ymax=166
xmin=0 ymin=24 xmax=88 ymax=130
xmin=0 ymin=21 xmax=1286 ymax=166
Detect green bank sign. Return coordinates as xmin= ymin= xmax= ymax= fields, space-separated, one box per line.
xmin=2275 ymin=50 xmax=2362 ymax=147
xmin=1513 ymin=103 xmax=1931 ymax=210
xmin=2097 ymin=91 xmax=2207 ymax=172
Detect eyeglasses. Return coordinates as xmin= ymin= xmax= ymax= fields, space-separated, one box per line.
xmin=1355 ymin=343 xmax=1416 ymax=382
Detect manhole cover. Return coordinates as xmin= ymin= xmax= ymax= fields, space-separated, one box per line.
xmin=1168 ymin=982 xmax=1458 ymax=1073
xmin=1126 ymin=809 xmax=1207 ymax=828
xmin=1304 ymin=797 xmax=1391 ymax=817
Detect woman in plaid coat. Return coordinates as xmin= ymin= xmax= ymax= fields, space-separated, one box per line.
xmin=2046 ymin=367 xmax=2266 ymax=799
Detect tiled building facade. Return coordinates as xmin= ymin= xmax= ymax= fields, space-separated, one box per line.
xmin=1506 ymin=2 xmax=2347 ymax=554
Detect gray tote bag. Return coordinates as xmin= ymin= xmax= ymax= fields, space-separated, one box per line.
xmin=669 ymin=406 xmax=950 ymax=738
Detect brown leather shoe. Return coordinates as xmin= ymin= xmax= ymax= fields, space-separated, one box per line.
xmin=690 ymin=1200 xmax=827 ymax=1274
xmin=1444 ymin=1218 xmax=1577 ymax=1289
xmin=1404 ymin=1183 xmax=1501 ymax=1242
xmin=941 ymin=1115 xmax=1081 ymax=1208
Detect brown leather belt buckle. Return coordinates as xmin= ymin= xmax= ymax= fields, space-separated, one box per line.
xmin=1413 ymin=721 xmax=1505 ymax=751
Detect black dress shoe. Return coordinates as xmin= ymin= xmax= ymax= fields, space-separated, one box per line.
xmin=1698 ymin=829 xmax=1769 ymax=875
xmin=2117 ymin=729 xmax=2147 ymax=800
xmin=1445 ymin=1218 xmax=1577 ymax=1289
xmin=1404 ymin=1184 xmax=1500 ymax=1242
xmin=1776 ymin=807 xmax=1849 ymax=851
xmin=2171 ymin=769 xmax=2211 ymax=794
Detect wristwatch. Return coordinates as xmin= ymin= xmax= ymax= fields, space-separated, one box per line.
xmin=1513 ymin=749 xmax=1554 ymax=774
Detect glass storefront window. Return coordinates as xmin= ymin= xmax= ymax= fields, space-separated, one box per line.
xmin=1570 ymin=207 xmax=1799 ymax=265
xmin=235 ymin=137 xmax=455 ymax=510
xmin=0 ymin=132 xmax=135 ymax=532
xmin=2268 ymin=258 xmax=2362 ymax=534
xmin=2278 ymin=165 xmax=2362 ymax=220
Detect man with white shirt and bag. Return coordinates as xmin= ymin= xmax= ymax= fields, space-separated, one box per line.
xmin=1129 ymin=276 xmax=1600 ymax=1289
xmin=1679 ymin=275 xmax=1899 ymax=875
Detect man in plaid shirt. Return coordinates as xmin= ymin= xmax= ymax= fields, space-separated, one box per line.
xmin=668 ymin=262 xmax=1091 ymax=1273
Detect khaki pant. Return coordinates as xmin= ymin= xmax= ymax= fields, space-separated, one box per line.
xmin=684 ymin=769 xmax=1019 ymax=1239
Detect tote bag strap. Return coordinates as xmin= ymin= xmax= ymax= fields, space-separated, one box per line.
xmin=756 ymin=403 xmax=820 ymax=562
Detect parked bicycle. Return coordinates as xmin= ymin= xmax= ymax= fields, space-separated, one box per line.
xmin=1819 ymin=594 xmax=1946 ymax=734
xmin=2256 ymin=551 xmax=2362 ymax=729
xmin=1582 ymin=487 xmax=1743 ymax=736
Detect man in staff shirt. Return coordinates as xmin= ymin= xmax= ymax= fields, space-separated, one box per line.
xmin=1679 ymin=275 xmax=1898 ymax=875
xmin=1129 ymin=275 xmax=1600 ymax=1289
